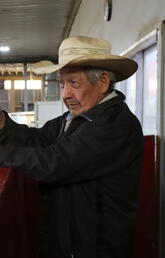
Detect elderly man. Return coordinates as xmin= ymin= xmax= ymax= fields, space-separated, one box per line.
xmin=0 ymin=36 xmax=143 ymax=258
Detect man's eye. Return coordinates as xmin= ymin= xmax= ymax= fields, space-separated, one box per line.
xmin=70 ymin=80 xmax=80 ymax=88
xmin=71 ymin=80 xmax=77 ymax=84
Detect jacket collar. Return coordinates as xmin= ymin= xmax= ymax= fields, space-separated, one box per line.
xmin=77 ymin=90 xmax=125 ymax=122
xmin=62 ymin=90 xmax=125 ymax=125
xmin=61 ymin=90 xmax=125 ymax=136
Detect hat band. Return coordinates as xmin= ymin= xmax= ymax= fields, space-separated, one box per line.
xmin=59 ymin=47 xmax=110 ymax=64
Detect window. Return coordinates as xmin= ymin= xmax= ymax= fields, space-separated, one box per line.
xmin=117 ymin=43 xmax=157 ymax=136
xmin=125 ymin=73 xmax=136 ymax=114
xmin=142 ymin=46 xmax=157 ymax=135
xmin=4 ymin=79 xmax=43 ymax=112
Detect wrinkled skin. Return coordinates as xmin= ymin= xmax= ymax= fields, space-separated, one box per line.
xmin=59 ymin=66 xmax=110 ymax=116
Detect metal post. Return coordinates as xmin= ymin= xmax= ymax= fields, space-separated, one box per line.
xmin=23 ymin=63 xmax=28 ymax=111
xmin=157 ymin=21 xmax=165 ymax=258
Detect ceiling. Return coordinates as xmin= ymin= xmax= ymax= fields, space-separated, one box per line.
xmin=0 ymin=0 xmax=82 ymax=74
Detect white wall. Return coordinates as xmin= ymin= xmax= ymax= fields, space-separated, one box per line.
xmin=34 ymin=101 xmax=67 ymax=127
xmin=70 ymin=0 xmax=165 ymax=54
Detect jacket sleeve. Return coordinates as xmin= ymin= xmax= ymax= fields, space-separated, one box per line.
xmin=0 ymin=111 xmax=62 ymax=147
xmin=0 ymin=116 xmax=144 ymax=185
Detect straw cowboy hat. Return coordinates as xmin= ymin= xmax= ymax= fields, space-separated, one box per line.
xmin=31 ymin=36 xmax=138 ymax=82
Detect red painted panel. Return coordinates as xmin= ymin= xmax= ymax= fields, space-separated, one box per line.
xmin=133 ymin=135 xmax=159 ymax=258
xmin=0 ymin=169 xmax=40 ymax=258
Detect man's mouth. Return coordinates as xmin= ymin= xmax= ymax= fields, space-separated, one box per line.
xmin=68 ymin=104 xmax=78 ymax=109
xmin=66 ymin=102 xmax=79 ymax=107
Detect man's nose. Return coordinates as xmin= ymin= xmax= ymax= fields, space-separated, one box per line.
xmin=62 ymin=84 xmax=73 ymax=99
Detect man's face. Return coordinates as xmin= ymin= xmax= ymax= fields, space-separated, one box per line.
xmin=58 ymin=67 xmax=110 ymax=116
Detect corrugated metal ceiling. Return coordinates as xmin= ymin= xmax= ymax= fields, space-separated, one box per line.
xmin=0 ymin=0 xmax=82 ymax=66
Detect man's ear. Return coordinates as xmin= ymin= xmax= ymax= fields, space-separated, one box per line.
xmin=100 ymin=72 xmax=111 ymax=93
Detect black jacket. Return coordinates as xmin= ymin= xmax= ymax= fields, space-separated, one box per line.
xmin=0 ymin=91 xmax=144 ymax=258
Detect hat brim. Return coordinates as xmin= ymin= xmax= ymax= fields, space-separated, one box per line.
xmin=31 ymin=54 xmax=138 ymax=82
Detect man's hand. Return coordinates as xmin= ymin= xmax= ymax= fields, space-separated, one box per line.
xmin=0 ymin=109 xmax=6 ymax=129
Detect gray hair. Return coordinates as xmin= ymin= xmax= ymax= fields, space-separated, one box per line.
xmin=83 ymin=67 xmax=116 ymax=91
xmin=57 ymin=66 xmax=116 ymax=91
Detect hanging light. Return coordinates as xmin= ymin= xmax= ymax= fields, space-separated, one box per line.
xmin=0 ymin=46 xmax=10 ymax=52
